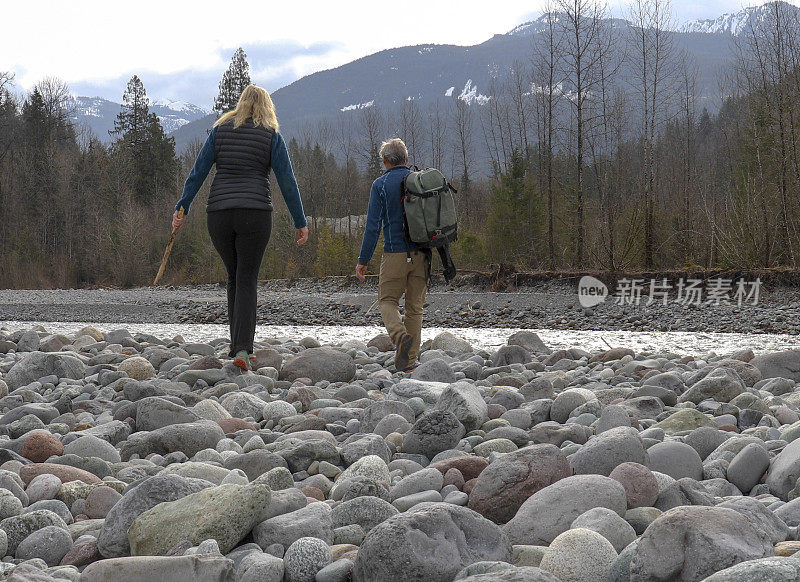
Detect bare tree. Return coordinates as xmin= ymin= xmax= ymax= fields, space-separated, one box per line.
xmin=556 ymin=0 xmax=607 ymax=267
xmin=532 ymin=5 xmax=565 ymax=269
xmin=399 ymin=99 xmax=424 ymax=166
xmin=450 ymin=97 xmax=475 ymax=195
xmin=627 ymin=0 xmax=681 ymax=268
xmin=358 ymin=105 xmax=384 ymax=180
xmin=427 ymin=101 xmax=446 ymax=171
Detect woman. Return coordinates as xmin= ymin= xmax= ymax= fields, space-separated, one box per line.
xmin=172 ymin=85 xmax=309 ymax=371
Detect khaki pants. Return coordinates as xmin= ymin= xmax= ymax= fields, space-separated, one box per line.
xmin=378 ymin=251 xmax=428 ymax=365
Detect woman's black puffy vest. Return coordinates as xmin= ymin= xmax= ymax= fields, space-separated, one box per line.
xmin=207 ymin=119 xmax=274 ymax=212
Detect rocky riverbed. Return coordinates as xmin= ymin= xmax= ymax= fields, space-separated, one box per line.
xmin=3 ymin=276 xmax=800 ymax=333
xmin=1 ymin=325 xmax=800 ymax=580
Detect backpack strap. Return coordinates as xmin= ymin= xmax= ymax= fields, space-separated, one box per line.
xmin=400 ymin=173 xmax=413 ymax=263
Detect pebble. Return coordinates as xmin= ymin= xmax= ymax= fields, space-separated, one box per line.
xmin=0 ymin=325 xmax=799 ymax=579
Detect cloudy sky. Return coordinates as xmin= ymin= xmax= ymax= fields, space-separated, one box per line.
xmin=0 ymin=0 xmax=787 ymax=108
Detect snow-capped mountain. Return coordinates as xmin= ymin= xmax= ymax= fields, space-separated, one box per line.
xmin=679 ymin=1 xmax=800 ymax=36
xmin=151 ymin=99 xmax=212 ymax=133
xmin=69 ymin=96 xmax=210 ymax=142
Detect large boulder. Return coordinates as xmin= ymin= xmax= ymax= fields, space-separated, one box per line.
xmin=352 ymin=503 xmax=512 ymax=582
xmin=701 ymin=557 xmax=800 ymax=582
xmin=280 ymin=347 xmax=356 ymax=383
xmin=717 ymin=496 xmax=790 ymax=545
xmin=678 ymin=367 xmax=745 ymax=404
xmin=128 ymin=483 xmax=271 ymax=555
xmin=97 ymin=474 xmax=214 ymax=558
xmin=136 ymin=397 xmax=201 ymax=431
xmin=539 ymin=528 xmax=618 ymax=582
xmin=430 ymin=332 xmax=473 ymax=353
xmin=646 ymin=441 xmax=703 ymax=481
xmin=568 ymin=427 xmax=649 ymax=476
xmin=119 ymin=420 xmax=225 ymax=461
xmin=80 ymin=555 xmax=235 ymax=582
xmin=1 ymin=509 xmax=69 ymax=555
xmin=629 ymin=506 xmax=774 ymax=582
xmin=766 ymin=436 xmax=800 ymax=500
xmin=435 ymin=382 xmax=488 ymax=432
xmin=504 ymin=474 xmax=627 ymax=546
xmin=468 ymin=444 xmax=571 ymax=524
xmin=4 ymin=352 xmax=85 ymax=390
xmin=751 ymin=350 xmax=800 ymax=382
xmin=119 ymin=357 xmax=156 ymax=380
xmin=402 ymin=410 xmax=465 ymax=459
xmin=507 ymin=331 xmax=551 ymax=354
xmin=253 ymin=501 xmax=332 ymax=549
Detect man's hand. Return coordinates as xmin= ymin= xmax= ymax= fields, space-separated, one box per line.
xmin=355 ymin=264 xmax=367 ymax=282
xmin=297 ymin=227 xmax=309 ymax=245
xmin=172 ymin=210 xmax=185 ymax=230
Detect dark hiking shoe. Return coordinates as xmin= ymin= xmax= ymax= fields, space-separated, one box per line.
xmin=401 ymin=362 xmax=418 ymax=373
xmin=395 ymin=333 xmax=413 ymax=372
xmin=232 ymin=350 xmax=251 ymax=371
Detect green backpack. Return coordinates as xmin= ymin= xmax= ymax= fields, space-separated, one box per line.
xmin=401 ymin=167 xmax=458 ymax=249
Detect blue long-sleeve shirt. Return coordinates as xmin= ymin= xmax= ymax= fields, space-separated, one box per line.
xmin=358 ymin=166 xmax=413 ymax=265
xmin=174 ymin=127 xmax=308 ymax=229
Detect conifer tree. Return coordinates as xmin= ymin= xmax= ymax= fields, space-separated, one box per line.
xmin=214 ymin=48 xmax=251 ymax=114
xmin=111 ymin=76 xmax=177 ymax=204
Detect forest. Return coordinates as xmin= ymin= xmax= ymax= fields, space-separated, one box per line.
xmin=2 ymin=0 xmax=800 ymax=288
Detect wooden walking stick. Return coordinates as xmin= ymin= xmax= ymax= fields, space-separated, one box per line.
xmin=153 ymin=207 xmax=184 ymax=285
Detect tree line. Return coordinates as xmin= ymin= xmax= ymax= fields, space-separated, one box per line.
xmin=2 ymin=0 xmax=800 ymax=289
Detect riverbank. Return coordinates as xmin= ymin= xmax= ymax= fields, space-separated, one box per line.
xmin=0 ymin=324 xmax=799 ymax=579
xmin=1 ymin=275 xmax=799 ymax=334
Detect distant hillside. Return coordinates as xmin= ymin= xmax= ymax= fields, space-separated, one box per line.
xmin=69 ymin=96 xmax=210 ymax=143
xmin=69 ymin=2 xmax=800 ymax=157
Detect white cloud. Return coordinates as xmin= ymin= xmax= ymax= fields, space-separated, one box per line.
xmin=1 ymin=0 xmax=790 ymax=102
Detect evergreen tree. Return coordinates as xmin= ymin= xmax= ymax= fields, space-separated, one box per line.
xmin=487 ymin=151 xmax=542 ymax=267
xmin=314 ymin=222 xmax=353 ymax=276
xmin=111 ymin=76 xmax=149 ymax=143
xmin=111 ymin=76 xmax=177 ymax=204
xmin=22 ymin=89 xmax=48 ymax=148
xmin=214 ymin=48 xmax=251 ymax=114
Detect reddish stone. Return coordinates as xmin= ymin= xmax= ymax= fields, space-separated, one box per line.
xmin=302 ymin=486 xmax=325 ymax=501
xmin=442 ymin=468 xmax=465 ymax=490
xmin=286 ymin=387 xmax=316 ymax=412
xmin=284 ymin=417 xmax=327 ymax=434
xmin=463 ymin=478 xmax=478 ymax=495
xmin=339 ymin=549 xmax=359 ymax=562
xmin=22 ymin=433 xmax=64 ymax=463
xmin=609 ymin=462 xmax=659 ymax=509
xmin=589 ymin=347 xmax=636 ymax=364
xmin=19 ymin=463 xmax=101 ymax=486
xmin=187 ymin=355 xmax=223 ymax=371
xmin=217 ymin=418 xmax=257 ymax=433
xmin=494 ymin=377 xmax=524 ymax=389
xmin=250 ymin=349 xmax=283 ymax=371
xmin=487 ymin=404 xmax=506 ymax=420
xmin=719 ymin=424 xmax=740 ymax=433
xmin=84 ymin=485 xmax=122 ymax=519
xmin=467 ymin=444 xmax=571 ymax=524
xmin=429 ymin=456 xmax=489 ymax=481
xmin=60 ymin=540 xmax=100 ymax=567
xmin=367 ymin=334 xmax=394 ymax=352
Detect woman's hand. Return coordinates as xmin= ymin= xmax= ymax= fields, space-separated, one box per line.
xmin=172 ymin=210 xmax=186 ymax=230
xmin=297 ymin=227 xmax=309 ymax=245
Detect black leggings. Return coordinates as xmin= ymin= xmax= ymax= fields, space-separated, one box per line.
xmin=206 ymin=208 xmax=273 ymax=356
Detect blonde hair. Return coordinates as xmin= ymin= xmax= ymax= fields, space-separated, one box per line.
xmin=214 ymin=85 xmax=279 ymax=131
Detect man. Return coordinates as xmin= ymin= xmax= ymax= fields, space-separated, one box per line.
xmin=355 ymin=138 xmax=428 ymax=372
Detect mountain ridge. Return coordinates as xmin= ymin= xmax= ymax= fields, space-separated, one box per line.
xmin=66 ymin=2 xmax=796 ymax=153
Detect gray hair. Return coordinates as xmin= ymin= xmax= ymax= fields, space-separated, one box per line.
xmin=379 ymin=138 xmax=408 ymax=167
